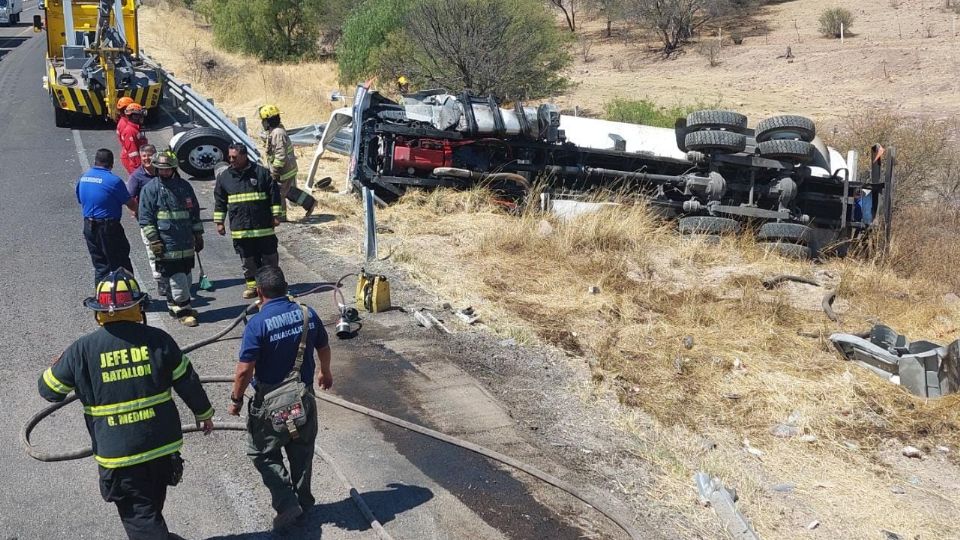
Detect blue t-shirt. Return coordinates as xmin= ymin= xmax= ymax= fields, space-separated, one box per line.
xmin=76 ymin=166 xmax=130 ymax=219
xmin=239 ymin=298 xmax=328 ymax=388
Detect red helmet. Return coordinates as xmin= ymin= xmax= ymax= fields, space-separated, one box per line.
xmin=124 ymin=103 xmax=144 ymax=116
xmin=83 ymin=269 xmax=149 ymax=314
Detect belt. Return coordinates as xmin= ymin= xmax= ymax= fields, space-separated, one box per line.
xmin=84 ymin=217 xmax=119 ymax=223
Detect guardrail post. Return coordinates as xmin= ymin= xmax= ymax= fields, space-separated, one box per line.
xmin=237 ymin=117 xmax=247 ymax=135
xmin=362 ymin=187 xmax=378 ymax=261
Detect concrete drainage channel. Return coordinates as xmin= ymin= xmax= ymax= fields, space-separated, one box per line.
xmin=22 ymin=287 xmax=643 ymax=540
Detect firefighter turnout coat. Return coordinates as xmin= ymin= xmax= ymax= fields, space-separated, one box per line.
xmin=213 ymin=163 xmax=282 ymax=239
xmin=138 ymin=175 xmax=203 ymax=266
xmin=38 ymin=321 xmax=214 ymax=468
xmin=266 ymin=126 xmax=298 ymax=184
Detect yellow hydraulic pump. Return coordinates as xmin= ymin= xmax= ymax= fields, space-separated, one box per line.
xmin=355 ymin=270 xmax=391 ymax=313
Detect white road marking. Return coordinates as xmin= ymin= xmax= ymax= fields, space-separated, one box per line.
xmin=70 ymin=127 xmax=164 ymax=326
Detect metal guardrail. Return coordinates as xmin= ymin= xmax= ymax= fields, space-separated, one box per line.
xmin=287 ymin=123 xmax=352 ymax=156
xmin=142 ymin=51 xmax=262 ymax=162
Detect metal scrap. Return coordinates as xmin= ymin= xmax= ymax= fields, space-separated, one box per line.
xmin=694 ymin=472 xmax=761 ymax=540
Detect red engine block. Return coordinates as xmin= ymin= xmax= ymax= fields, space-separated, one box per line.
xmin=392 ymin=138 xmax=454 ymax=172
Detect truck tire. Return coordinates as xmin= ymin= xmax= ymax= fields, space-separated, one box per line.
xmin=757 ymin=222 xmax=812 ymax=244
xmin=757 ymin=140 xmax=815 ymax=164
xmin=685 ymin=110 xmax=748 ymax=133
xmin=173 ymin=127 xmax=231 ymax=179
xmin=679 ymin=216 xmax=741 ymax=235
xmin=760 ymin=242 xmax=812 ymax=260
xmin=684 ymin=130 xmax=746 ymax=154
xmin=755 ymin=115 xmax=816 ymax=143
xmin=53 ymin=98 xmax=70 ymax=128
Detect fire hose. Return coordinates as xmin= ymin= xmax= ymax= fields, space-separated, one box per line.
xmin=21 ymin=281 xmax=643 ymax=540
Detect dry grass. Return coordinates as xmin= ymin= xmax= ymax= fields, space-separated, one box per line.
xmin=309 ymin=187 xmax=960 ymax=538
xmin=139 ymin=3 xmax=340 ymax=129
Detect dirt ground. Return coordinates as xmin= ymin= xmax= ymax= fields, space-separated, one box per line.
xmin=557 ymin=0 xmax=960 ymax=128
xmin=139 ymin=2 xmax=960 ymax=538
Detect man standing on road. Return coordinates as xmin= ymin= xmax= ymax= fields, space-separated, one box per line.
xmin=77 ymin=148 xmax=137 ymax=285
xmin=258 ymin=105 xmax=316 ymax=220
xmin=118 ymin=103 xmax=149 ymax=174
xmin=227 ymin=266 xmax=332 ymax=531
xmin=125 ymin=144 xmax=164 ymax=293
xmin=213 ymin=143 xmax=283 ymax=299
xmin=139 ymin=152 xmax=204 ymax=327
xmin=38 ymin=269 xmax=215 ymax=540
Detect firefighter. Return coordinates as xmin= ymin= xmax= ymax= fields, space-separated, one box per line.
xmin=214 ymin=143 xmax=283 ymax=299
xmin=397 ymin=75 xmax=410 ymax=94
xmin=258 ymin=104 xmax=315 ymax=220
xmin=125 ymin=144 xmax=164 ymax=294
xmin=118 ymin=103 xmax=149 ymax=175
xmin=38 ymin=269 xmax=215 ymax=539
xmin=114 ymin=96 xmax=135 ymax=148
xmin=139 ymin=152 xmax=204 ymax=327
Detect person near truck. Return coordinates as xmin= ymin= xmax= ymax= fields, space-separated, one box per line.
xmin=258 ymin=105 xmax=315 ymax=220
xmin=227 ymin=265 xmax=332 ymax=531
xmin=118 ymin=103 xmax=148 ymax=175
xmin=38 ymin=269 xmax=215 ymax=539
xmin=138 ymin=152 xmax=204 ymax=327
xmin=125 ymin=144 xmax=164 ymax=293
xmin=77 ymin=148 xmax=137 ymax=286
xmin=214 ymin=143 xmax=283 ymax=300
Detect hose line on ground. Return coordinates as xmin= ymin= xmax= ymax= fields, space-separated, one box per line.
xmin=763 ymin=274 xmax=840 ymax=322
xmin=22 ymin=280 xmax=641 ymax=539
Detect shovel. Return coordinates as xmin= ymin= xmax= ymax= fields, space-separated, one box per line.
xmin=196 ymin=253 xmax=214 ymax=291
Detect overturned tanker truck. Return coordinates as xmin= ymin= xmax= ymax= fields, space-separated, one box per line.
xmin=309 ymin=84 xmax=895 ymax=258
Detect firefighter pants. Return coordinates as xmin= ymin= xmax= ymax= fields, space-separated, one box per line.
xmin=139 ymin=229 xmax=161 ymax=281
xmin=246 ymin=392 xmax=318 ymax=514
xmin=84 ymin=218 xmax=133 ymax=286
xmin=98 ymin=455 xmax=177 ymax=540
xmin=156 ymin=259 xmax=195 ymax=317
xmin=234 ymin=236 xmax=279 ymax=291
xmin=279 ymin=174 xmax=315 ymax=217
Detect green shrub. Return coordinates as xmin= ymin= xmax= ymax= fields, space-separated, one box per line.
xmin=210 ymin=0 xmax=325 ymax=61
xmin=603 ymin=99 xmax=716 ymax=128
xmin=818 ymin=7 xmax=854 ymax=38
xmin=336 ymin=0 xmax=411 ymax=87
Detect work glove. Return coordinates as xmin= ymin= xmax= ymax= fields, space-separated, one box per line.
xmin=149 ymin=240 xmax=164 ymax=257
xmin=194 ymin=234 xmax=204 ymax=253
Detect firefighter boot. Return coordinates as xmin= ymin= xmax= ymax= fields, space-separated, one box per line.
xmin=178 ymin=307 xmax=199 ymax=328
xmin=242 ymin=287 xmax=258 ymax=300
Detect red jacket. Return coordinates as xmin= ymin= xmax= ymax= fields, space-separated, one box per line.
xmin=117 ymin=118 xmax=147 ymax=174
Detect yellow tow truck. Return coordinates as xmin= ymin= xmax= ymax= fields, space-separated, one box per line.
xmin=36 ymin=0 xmax=163 ymax=127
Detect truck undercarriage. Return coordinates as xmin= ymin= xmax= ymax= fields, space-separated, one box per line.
xmin=317 ymin=85 xmax=894 ymax=258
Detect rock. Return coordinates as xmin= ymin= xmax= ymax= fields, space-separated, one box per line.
xmin=537 ymin=219 xmax=554 ymax=237
xmin=908 ymin=476 xmax=921 ymax=486
xmin=743 ymin=439 xmax=764 ymax=458
xmin=772 ymin=483 xmax=795 ymax=493
xmin=936 ymin=445 xmax=950 ymax=454
xmin=800 ymin=434 xmax=818 ymax=443
xmin=881 ymin=530 xmax=905 ymax=540
xmin=902 ymin=446 xmax=922 ymax=459
xmin=682 ymin=335 xmax=695 ymax=350
xmin=807 ymin=520 xmax=820 ymax=530
xmin=771 ymin=424 xmax=802 ymax=438
xmin=943 ymin=292 xmax=960 ymax=305
xmin=843 ymin=441 xmax=860 ymax=451
xmin=701 ymin=438 xmax=718 ymax=451
xmin=499 ymin=338 xmax=517 ymax=347
xmin=787 ymin=410 xmax=802 ymax=425
xmin=890 ymin=485 xmax=906 ymax=494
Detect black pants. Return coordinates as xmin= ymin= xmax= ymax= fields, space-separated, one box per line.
xmin=98 ymin=455 xmax=177 ymax=540
xmin=234 ymin=235 xmax=279 ymax=290
xmin=84 ymin=218 xmax=133 ymax=286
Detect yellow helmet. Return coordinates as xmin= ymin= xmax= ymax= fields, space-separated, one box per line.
xmin=258 ymin=104 xmax=281 ymax=120
xmin=83 ymin=269 xmax=149 ymax=325
xmin=397 ymin=76 xmax=408 ymax=85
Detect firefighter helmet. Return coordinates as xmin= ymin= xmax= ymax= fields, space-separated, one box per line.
xmin=83 ymin=269 xmax=149 ymax=325
xmin=153 ymin=152 xmax=177 ymax=170
xmin=258 ymin=104 xmax=281 ymax=120
xmin=116 ymin=96 xmax=135 ymax=111
xmin=397 ymin=76 xmax=408 ymax=85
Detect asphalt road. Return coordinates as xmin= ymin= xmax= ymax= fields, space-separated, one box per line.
xmin=0 ymin=16 xmax=611 ymax=540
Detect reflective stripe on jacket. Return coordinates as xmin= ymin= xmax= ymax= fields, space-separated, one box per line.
xmin=138 ymin=175 xmax=203 ymax=261
xmin=267 ymin=126 xmax=297 ymax=181
xmin=213 ymin=162 xmax=282 ymax=237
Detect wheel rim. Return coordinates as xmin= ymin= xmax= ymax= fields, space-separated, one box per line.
xmin=187 ymin=145 xmax=224 ymax=171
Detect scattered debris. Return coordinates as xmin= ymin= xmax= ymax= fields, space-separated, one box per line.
xmin=771 ymin=483 xmax=795 ymax=493
xmin=799 ymin=434 xmax=818 ymax=443
xmin=587 ymin=285 xmax=601 ymax=295
xmin=694 ymin=472 xmax=761 ymax=540
xmin=414 ymin=310 xmax=434 ymax=329
xmin=908 ymin=476 xmax=921 ymax=486
xmin=455 ymin=306 xmax=480 ymax=325
xmin=414 ymin=310 xmax=452 ymax=334
xmin=498 ymin=338 xmax=517 ymax=347
xmin=881 ymin=530 xmax=905 ymax=540
xmin=830 ymin=324 xmax=960 ymax=398
xmin=770 ymin=424 xmax=802 ymax=439
xmin=743 ymin=439 xmax=764 ymax=458
xmin=943 ymin=293 xmax=960 ymax=306
xmin=807 ymin=520 xmax=820 ymax=530
xmin=843 ymin=441 xmax=860 ymax=451
xmin=682 ymin=335 xmax=695 ymax=350
xmin=890 ymin=485 xmax=906 ymax=494
xmin=537 ymin=219 xmax=554 ymax=237
xmin=936 ymin=445 xmax=951 ymax=454
xmin=902 ymin=446 xmax=922 ymax=459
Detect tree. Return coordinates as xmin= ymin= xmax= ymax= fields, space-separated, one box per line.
xmin=588 ymin=0 xmax=628 ymax=37
xmin=210 ymin=0 xmax=325 ymax=61
xmin=624 ymin=0 xmax=710 ymax=53
xmin=336 ymin=0 xmax=411 ymax=86
xmin=548 ymin=0 xmax=579 ymax=31
xmin=380 ymin=0 xmax=572 ymax=100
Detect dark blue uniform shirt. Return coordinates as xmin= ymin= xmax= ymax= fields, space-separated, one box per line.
xmin=76 ymin=166 xmax=130 ymax=219
xmin=239 ymin=298 xmax=328 ymax=388
xmin=126 ymin=165 xmax=157 ymax=198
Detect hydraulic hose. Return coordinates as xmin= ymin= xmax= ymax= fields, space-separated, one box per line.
xmin=763 ymin=274 xmax=840 ymax=322
xmin=22 ymin=280 xmax=642 ymax=539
